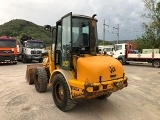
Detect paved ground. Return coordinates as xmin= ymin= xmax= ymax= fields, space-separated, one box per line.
xmin=0 ymin=62 xmax=160 ymax=120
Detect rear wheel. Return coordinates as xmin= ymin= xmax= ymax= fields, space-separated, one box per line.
xmin=118 ymin=58 xmax=124 ymax=65
xmin=96 ymin=93 xmax=112 ymax=100
xmin=34 ymin=67 xmax=48 ymax=93
xmin=52 ymin=74 xmax=77 ymax=111
xmin=152 ymin=60 xmax=160 ymax=68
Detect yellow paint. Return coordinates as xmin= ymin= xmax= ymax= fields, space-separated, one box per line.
xmin=68 ymin=79 xmax=85 ymax=89
xmin=62 ymin=61 xmax=69 ymax=67
xmin=48 ymin=51 xmax=55 ymax=74
xmin=38 ymin=50 xmax=127 ymax=99
xmin=77 ymin=56 xmax=124 ymax=83
xmin=68 ymin=76 xmax=127 ymax=98
xmin=42 ymin=57 xmax=48 ymax=67
xmin=86 ymin=87 xmax=93 ymax=92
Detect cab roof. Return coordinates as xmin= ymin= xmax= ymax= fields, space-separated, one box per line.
xmin=56 ymin=13 xmax=97 ymax=24
xmin=72 ymin=14 xmax=97 ymax=20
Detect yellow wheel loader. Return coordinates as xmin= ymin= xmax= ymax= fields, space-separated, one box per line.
xmin=26 ymin=12 xmax=128 ymax=111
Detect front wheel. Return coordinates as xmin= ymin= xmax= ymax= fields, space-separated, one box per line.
xmin=52 ymin=74 xmax=77 ymax=111
xmin=34 ymin=67 xmax=48 ymax=93
xmin=39 ymin=58 xmax=43 ymax=63
xmin=22 ymin=57 xmax=27 ymax=63
xmin=152 ymin=60 xmax=160 ymax=68
xmin=13 ymin=62 xmax=17 ymax=65
xmin=118 ymin=58 xmax=124 ymax=65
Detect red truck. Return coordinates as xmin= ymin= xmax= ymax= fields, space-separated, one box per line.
xmin=0 ymin=36 xmax=18 ymax=64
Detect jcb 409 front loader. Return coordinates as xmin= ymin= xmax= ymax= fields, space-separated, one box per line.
xmin=26 ymin=12 xmax=128 ymax=112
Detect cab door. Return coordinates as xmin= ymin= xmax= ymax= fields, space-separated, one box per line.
xmin=56 ymin=12 xmax=72 ymax=70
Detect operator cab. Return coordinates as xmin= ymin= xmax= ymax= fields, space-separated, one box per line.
xmin=55 ymin=12 xmax=98 ymax=70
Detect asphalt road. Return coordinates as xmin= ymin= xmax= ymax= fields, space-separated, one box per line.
xmin=0 ymin=62 xmax=160 ymax=120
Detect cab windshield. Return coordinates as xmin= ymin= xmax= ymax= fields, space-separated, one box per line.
xmin=27 ymin=42 xmax=45 ymax=49
xmin=104 ymin=48 xmax=113 ymax=52
xmin=0 ymin=39 xmax=16 ymax=47
xmin=114 ymin=45 xmax=122 ymax=51
xmin=72 ymin=18 xmax=89 ymax=47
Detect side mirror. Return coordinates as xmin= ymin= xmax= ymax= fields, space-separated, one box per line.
xmin=44 ymin=25 xmax=56 ymax=51
xmin=44 ymin=25 xmax=52 ymax=31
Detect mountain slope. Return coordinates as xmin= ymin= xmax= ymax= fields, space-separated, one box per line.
xmin=0 ymin=19 xmax=53 ymax=45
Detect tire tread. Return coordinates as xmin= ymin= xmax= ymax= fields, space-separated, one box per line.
xmin=35 ymin=67 xmax=48 ymax=93
xmin=52 ymin=74 xmax=77 ymax=111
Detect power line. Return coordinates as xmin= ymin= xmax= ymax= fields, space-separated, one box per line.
xmin=113 ymin=24 xmax=119 ymax=44
xmin=103 ymin=19 xmax=109 ymax=45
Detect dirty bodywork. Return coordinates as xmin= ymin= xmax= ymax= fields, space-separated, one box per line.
xmin=26 ymin=12 xmax=128 ymax=111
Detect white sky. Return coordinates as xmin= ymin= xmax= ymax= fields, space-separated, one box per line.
xmin=0 ymin=0 xmax=148 ymax=41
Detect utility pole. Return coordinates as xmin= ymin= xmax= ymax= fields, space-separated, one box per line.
xmin=113 ymin=24 xmax=119 ymax=44
xmin=103 ymin=19 xmax=109 ymax=45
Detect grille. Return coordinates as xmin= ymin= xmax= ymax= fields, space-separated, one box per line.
xmin=0 ymin=50 xmax=14 ymax=54
xmin=0 ymin=55 xmax=16 ymax=62
xmin=31 ymin=51 xmax=42 ymax=54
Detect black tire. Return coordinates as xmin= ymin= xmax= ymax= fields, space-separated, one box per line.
xmin=96 ymin=93 xmax=112 ymax=100
xmin=17 ymin=55 xmax=22 ymax=62
xmin=118 ymin=58 xmax=124 ymax=65
xmin=152 ymin=60 xmax=160 ymax=68
xmin=22 ymin=57 xmax=27 ymax=63
xmin=34 ymin=67 xmax=48 ymax=93
xmin=13 ymin=62 xmax=17 ymax=65
xmin=39 ymin=58 xmax=43 ymax=63
xmin=27 ymin=59 xmax=31 ymax=63
xmin=52 ymin=74 xmax=77 ymax=111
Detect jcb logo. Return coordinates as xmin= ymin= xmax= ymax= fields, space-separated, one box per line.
xmin=109 ymin=66 xmax=116 ymax=73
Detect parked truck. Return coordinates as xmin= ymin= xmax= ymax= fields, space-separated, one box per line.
xmin=18 ymin=35 xmax=46 ymax=63
xmin=113 ymin=43 xmax=160 ymax=68
xmin=0 ymin=36 xmax=18 ymax=64
xmin=98 ymin=45 xmax=114 ymax=56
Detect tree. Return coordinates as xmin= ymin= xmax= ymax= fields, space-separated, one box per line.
xmin=136 ymin=0 xmax=160 ymax=50
xmin=98 ymin=39 xmax=113 ymax=45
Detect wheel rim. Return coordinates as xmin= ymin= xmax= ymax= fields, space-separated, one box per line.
xmin=55 ymin=82 xmax=64 ymax=103
xmin=153 ymin=61 xmax=159 ymax=67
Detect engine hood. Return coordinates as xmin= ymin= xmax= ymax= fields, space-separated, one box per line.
xmin=77 ymin=56 xmax=124 ymax=83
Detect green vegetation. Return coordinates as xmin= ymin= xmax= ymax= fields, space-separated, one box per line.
xmin=98 ymin=39 xmax=113 ymax=45
xmin=136 ymin=0 xmax=160 ymax=50
xmin=0 ymin=19 xmax=53 ymax=46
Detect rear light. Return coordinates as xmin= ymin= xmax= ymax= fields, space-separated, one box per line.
xmin=103 ymin=85 xmax=107 ymax=89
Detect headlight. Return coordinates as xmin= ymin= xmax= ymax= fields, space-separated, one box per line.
xmin=15 ymin=57 xmax=17 ymax=60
